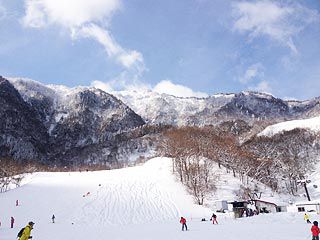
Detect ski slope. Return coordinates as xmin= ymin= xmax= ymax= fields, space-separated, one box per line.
xmin=0 ymin=157 xmax=315 ymax=240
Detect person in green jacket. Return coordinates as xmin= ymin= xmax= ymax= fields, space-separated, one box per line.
xmin=19 ymin=221 xmax=34 ymax=240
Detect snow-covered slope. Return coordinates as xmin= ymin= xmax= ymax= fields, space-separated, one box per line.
xmin=258 ymin=116 xmax=320 ymax=137
xmin=305 ymin=162 xmax=320 ymax=201
xmin=0 ymin=158 xmax=209 ymax=227
xmin=0 ymin=157 xmax=315 ymax=240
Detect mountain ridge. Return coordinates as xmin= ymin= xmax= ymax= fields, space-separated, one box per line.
xmin=1 ymin=76 xmax=320 ymax=166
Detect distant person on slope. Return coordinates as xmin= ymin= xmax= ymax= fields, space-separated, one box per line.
xmin=52 ymin=214 xmax=55 ymax=223
xmin=305 ymin=213 xmax=312 ymax=223
xmin=19 ymin=221 xmax=34 ymax=240
xmin=10 ymin=216 xmax=15 ymax=228
xmin=211 ymin=213 xmax=218 ymax=224
xmin=311 ymin=221 xmax=319 ymax=240
xmin=180 ymin=217 xmax=188 ymax=231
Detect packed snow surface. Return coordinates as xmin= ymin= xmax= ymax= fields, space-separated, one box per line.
xmin=0 ymin=157 xmax=315 ymax=240
xmin=259 ymin=116 xmax=320 ymax=137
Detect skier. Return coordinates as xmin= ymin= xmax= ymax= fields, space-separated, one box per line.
xmin=305 ymin=213 xmax=312 ymax=224
xmin=180 ymin=217 xmax=188 ymax=231
xmin=211 ymin=213 xmax=218 ymax=224
xmin=10 ymin=216 xmax=15 ymax=228
xmin=52 ymin=214 xmax=55 ymax=223
xmin=16 ymin=200 xmax=19 ymax=206
xmin=18 ymin=221 xmax=34 ymax=240
xmin=243 ymin=210 xmax=247 ymax=217
xmin=311 ymin=221 xmax=319 ymax=240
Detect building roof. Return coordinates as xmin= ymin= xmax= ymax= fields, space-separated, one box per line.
xmin=252 ymin=199 xmax=277 ymax=206
xmin=294 ymin=200 xmax=320 ymax=205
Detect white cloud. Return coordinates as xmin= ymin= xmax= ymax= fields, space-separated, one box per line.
xmin=22 ymin=1 xmax=47 ymax=27
xmin=91 ymin=78 xmax=151 ymax=93
xmin=22 ymin=0 xmax=120 ymax=28
xmin=22 ymin=0 xmax=145 ymax=72
xmin=232 ymin=1 xmax=319 ymax=53
xmin=239 ymin=63 xmax=271 ymax=94
xmin=91 ymin=80 xmax=114 ymax=93
xmin=239 ymin=63 xmax=264 ymax=84
xmin=118 ymin=50 xmax=144 ymax=69
xmin=91 ymin=79 xmax=208 ymax=98
xmin=249 ymin=80 xmax=272 ymax=94
xmin=0 ymin=3 xmax=7 ymax=20
xmin=75 ymin=24 xmax=145 ymax=73
xmin=154 ymin=80 xmax=208 ymax=98
xmin=75 ymin=24 xmax=120 ymax=57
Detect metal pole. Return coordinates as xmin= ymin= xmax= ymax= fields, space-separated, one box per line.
xmin=303 ymin=182 xmax=311 ymax=201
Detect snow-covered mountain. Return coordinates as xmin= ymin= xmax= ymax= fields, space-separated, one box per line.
xmin=115 ymin=89 xmax=320 ymax=125
xmin=9 ymin=77 xmax=320 ymax=128
xmin=115 ymin=89 xmax=234 ymax=125
xmin=9 ymin=77 xmax=145 ymax=134
xmin=1 ymin=76 xmax=320 ymax=166
xmin=1 ymin=77 xmax=146 ymax=166
xmin=0 ymin=77 xmax=49 ymax=161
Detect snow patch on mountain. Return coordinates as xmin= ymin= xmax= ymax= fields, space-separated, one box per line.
xmin=241 ymin=91 xmax=275 ymax=100
xmin=258 ymin=116 xmax=320 ymax=137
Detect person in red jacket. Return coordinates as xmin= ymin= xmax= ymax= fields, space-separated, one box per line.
xmin=211 ymin=213 xmax=218 ymax=224
xmin=311 ymin=221 xmax=320 ymax=240
xmin=180 ymin=217 xmax=187 ymax=231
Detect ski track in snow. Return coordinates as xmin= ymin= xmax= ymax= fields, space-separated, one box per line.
xmin=0 ymin=158 xmax=186 ymax=228
xmin=0 ymin=157 xmax=316 ymax=240
xmin=78 ymin=178 xmax=179 ymax=226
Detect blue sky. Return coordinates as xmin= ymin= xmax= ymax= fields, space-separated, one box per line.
xmin=0 ymin=0 xmax=319 ymax=100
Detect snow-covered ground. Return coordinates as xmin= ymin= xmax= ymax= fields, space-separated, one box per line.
xmin=259 ymin=116 xmax=320 ymax=137
xmin=306 ymin=162 xmax=320 ymax=201
xmin=0 ymin=157 xmax=316 ymax=240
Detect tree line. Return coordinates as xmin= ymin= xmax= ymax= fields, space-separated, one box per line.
xmin=159 ymin=126 xmax=320 ymax=204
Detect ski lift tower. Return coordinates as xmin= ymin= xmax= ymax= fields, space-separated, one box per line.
xmin=297 ymin=179 xmax=311 ymax=201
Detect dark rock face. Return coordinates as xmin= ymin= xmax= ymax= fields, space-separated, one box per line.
xmin=0 ymin=77 xmax=49 ymax=161
xmin=1 ymin=77 xmax=145 ymax=166
xmin=48 ymin=89 xmax=145 ymax=165
xmin=213 ymin=92 xmax=290 ymax=121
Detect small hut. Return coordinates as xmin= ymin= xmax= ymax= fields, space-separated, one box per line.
xmin=214 ymin=200 xmax=229 ymax=212
xmin=252 ymin=199 xmax=277 ymax=213
xmin=229 ymin=201 xmax=248 ymax=218
xmin=294 ymin=201 xmax=320 ymax=213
